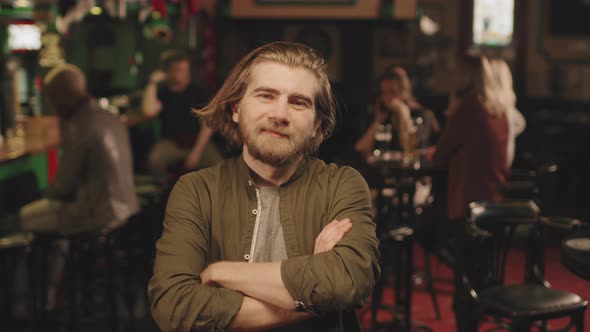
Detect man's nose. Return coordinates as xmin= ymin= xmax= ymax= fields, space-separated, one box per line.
xmin=268 ymin=99 xmax=289 ymax=122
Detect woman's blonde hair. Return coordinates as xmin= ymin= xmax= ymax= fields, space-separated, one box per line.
xmin=489 ymin=58 xmax=516 ymax=115
xmin=453 ymin=55 xmax=503 ymax=116
xmin=194 ymin=41 xmax=337 ymax=151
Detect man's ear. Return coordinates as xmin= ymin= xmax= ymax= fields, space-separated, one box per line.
xmin=311 ymin=117 xmax=321 ymax=138
xmin=231 ymin=103 xmax=239 ymax=123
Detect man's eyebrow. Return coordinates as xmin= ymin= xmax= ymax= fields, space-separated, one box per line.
xmin=290 ymin=93 xmax=313 ymax=106
xmin=251 ymin=86 xmax=280 ymax=95
xmin=251 ymin=86 xmax=314 ymax=105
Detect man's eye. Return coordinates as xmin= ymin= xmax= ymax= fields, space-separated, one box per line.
xmin=292 ymin=100 xmax=309 ymax=108
xmin=259 ymin=94 xmax=273 ymax=100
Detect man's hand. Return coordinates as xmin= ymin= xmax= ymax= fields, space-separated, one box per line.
xmin=314 ymin=218 xmax=352 ymax=254
xmin=200 ymin=262 xmax=221 ymax=287
xmin=149 ymin=70 xmax=166 ymax=85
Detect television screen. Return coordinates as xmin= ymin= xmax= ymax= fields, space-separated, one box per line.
xmin=472 ymin=0 xmax=514 ymax=47
xmin=8 ymin=23 xmax=41 ymax=52
xmin=550 ymin=0 xmax=590 ymax=36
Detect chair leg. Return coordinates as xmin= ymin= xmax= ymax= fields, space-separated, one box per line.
xmin=370 ymin=270 xmax=385 ymax=330
xmin=105 ymin=241 xmax=119 ymax=332
xmin=26 ymin=245 xmax=39 ymax=331
xmin=123 ymin=265 xmax=136 ymax=332
xmin=66 ymin=242 xmax=78 ymax=332
xmin=453 ymin=294 xmax=478 ymax=332
xmin=574 ymin=309 xmax=585 ymax=332
xmin=510 ymin=318 xmax=532 ymax=332
xmin=423 ymin=251 xmax=441 ymax=320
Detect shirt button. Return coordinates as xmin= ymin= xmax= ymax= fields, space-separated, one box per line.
xmin=243 ymin=254 xmax=250 ymax=261
xmin=252 ymin=209 xmax=258 ymax=215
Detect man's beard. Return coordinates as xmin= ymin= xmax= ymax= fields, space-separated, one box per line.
xmin=239 ymin=120 xmax=316 ymax=167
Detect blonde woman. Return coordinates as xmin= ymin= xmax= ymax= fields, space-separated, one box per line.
xmin=490 ymin=58 xmax=526 ymax=168
xmin=431 ymin=55 xmax=509 ymax=219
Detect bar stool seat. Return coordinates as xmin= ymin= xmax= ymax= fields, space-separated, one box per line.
xmin=562 ymin=227 xmax=590 ymax=281
xmin=0 ymin=232 xmax=34 ymax=249
xmin=479 ymin=284 xmax=587 ymax=317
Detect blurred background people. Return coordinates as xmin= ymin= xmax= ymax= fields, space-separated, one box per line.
xmin=355 ymin=66 xmax=439 ymax=158
xmin=141 ymin=49 xmax=222 ymax=177
xmin=4 ymin=64 xmax=139 ymax=234
xmin=431 ymin=55 xmax=509 ymax=219
xmin=490 ymin=58 xmax=526 ymax=168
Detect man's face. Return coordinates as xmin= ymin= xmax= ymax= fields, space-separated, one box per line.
xmin=166 ymin=59 xmax=191 ymax=92
xmin=232 ymin=62 xmax=321 ymax=167
xmin=379 ymin=79 xmax=403 ymax=107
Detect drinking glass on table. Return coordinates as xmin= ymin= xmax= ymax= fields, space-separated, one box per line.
xmin=402 ymin=124 xmax=418 ymax=167
xmin=373 ymin=123 xmax=393 ymax=159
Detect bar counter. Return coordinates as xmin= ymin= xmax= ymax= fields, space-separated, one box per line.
xmin=0 ymin=116 xmax=60 ymax=189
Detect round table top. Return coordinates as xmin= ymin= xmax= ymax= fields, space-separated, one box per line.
xmin=359 ymin=150 xmax=446 ymax=188
xmin=562 ymin=228 xmax=590 ymax=281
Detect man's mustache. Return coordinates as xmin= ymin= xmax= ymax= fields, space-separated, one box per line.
xmin=258 ymin=123 xmax=290 ymax=137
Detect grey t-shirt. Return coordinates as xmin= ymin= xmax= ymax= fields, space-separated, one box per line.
xmin=252 ymin=187 xmax=288 ymax=263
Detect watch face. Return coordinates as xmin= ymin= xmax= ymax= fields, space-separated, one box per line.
xmin=295 ymin=27 xmax=332 ymax=58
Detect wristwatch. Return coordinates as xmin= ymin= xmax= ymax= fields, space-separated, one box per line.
xmin=294 ymin=300 xmax=319 ymax=316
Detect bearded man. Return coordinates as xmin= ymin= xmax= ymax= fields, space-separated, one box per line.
xmin=148 ymin=41 xmax=380 ymax=332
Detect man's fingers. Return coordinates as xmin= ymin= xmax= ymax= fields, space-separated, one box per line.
xmin=314 ymin=218 xmax=353 ymax=254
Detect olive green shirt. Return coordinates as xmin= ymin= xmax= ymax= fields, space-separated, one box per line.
xmin=148 ymin=156 xmax=380 ymax=332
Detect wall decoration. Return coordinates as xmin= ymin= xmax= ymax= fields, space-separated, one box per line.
xmin=231 ymin=0 xmax=379 ymax=19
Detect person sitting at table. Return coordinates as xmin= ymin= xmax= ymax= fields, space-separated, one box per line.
xmin=355 ymin=66 xmax=439 ymax=158
xmin=430 ymin=54 xmax=509 ymax=219
xmin=141 ymin=49 xmax=223 ymax=177
xmin=1 ymin=63 xmax=140 ymax=316
xmin=2 ymin=63 xmax=139 ymax=234
xmin=490 ymin=58 xmax=526 ymax=168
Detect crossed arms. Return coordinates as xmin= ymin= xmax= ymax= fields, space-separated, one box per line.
xmin=148 ymin=170 xmax=380 ymax=332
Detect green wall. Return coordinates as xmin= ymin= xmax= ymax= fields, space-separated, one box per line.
xmin=0 ymin=153 xmax=48 ymax=190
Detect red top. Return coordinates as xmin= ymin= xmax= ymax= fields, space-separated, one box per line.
xmin=434 ymin=96 xmax=509 ymax=219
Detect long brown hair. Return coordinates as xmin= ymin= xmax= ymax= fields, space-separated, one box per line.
xmin=194 ymin=41 xmax=337 ymax=152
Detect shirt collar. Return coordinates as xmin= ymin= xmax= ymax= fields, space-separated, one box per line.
xmin=237 ymin=154 xmax=308 ymax=189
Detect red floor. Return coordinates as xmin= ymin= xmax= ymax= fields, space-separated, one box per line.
xmin=360 ymin=240 xmax=590 ymax=331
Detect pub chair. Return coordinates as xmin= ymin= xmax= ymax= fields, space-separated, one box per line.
xmin=453 ymin=200 xmax=588 ymax=332
xmin=0 ymin=171 xmax=44 ymax=331
xmin=561 ymin=225 xmax=590 ymax=282
xmin=501 ymin=162 xmax=559 ymax=207
xmin=369 ymin=177 xmax=438 ymax=331
xmin=0 ymin=232 xmax=36 ymax=330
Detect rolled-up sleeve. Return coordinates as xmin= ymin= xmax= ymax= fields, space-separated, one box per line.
xmin=280 ymin=168 xmax=380 ymax=313
xmin=148 ymin=176 xmax=244 ymax=332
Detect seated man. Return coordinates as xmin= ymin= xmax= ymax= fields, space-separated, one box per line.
xmin=5 ymin=64 xmax=139 ymax=235
xmin=141 ymin=49 xmax=222 ymax=176
xmin=148 ymin=41 xmax=381 ymax=331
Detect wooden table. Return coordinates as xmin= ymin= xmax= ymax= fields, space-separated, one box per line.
xmin=0 ymin=116 xmax=60 ymax=164
xmin=0 ymin=116 xmax=60 ymax=189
